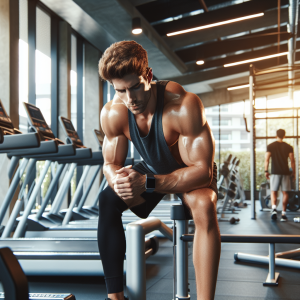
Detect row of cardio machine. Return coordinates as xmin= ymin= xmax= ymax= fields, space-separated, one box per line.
xmin=0 ymin=100 xmax=165 ymax=299
xmin=216 ymin=154 xmax=247 ymax=224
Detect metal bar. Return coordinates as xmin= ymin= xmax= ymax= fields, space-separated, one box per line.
xmin=235 ymin=252 xmax=300 ymax=269
xmin=50 ymin=163 xmax=77 ymax=214
xmin=0 ymin=158 xmax=29 ymax=225
xmin=62 ymin=165 xmax=91 ymax=225
xmin=256 ymin=136 xmax=300 ymax=139
xmin=176 ymin=220 xmax=189 ymax=299
xmin=1 ymin=199 xmax=24 ymax=238
xmin=249 ymin=65 xmax=256 ymax=220
xmin=126 ymin=217 xmax=173 ymax=300
xmin=269 ymin=243 xmax=275 ymax=279
xmin=255 ymin=107 xmax=300 ymax=112
xmin=181 ymin=234 xmax=300 ymax=243
xmin=255 ymin=116 xmax=299 ymax=120
xmin=14 ymin=160 xmax=52 ymax=238
xmin=36 ymin=163 xmax=65 ymax=220
xmin=76 ymin=165 xmax=101 ymax=210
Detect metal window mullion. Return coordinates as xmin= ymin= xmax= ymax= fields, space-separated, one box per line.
xmin=28 ymin=0 xmax=37 ymax=106
xmin=51 ymin=16 xmax=59 ymax=137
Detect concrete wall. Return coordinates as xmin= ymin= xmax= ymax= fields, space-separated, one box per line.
xmin=0 ymin=0 xmax=19 ymax=224
xmin=83 ymin=42 xmax=102 ymax=205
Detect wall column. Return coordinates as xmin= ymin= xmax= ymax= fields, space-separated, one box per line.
xmin=58 ymin=20 xmax=71 ymax=209
xmin=83 ymin=42 xmax=102 ymax=204
xmin=0 ymin=0 xmax=19 ymax=224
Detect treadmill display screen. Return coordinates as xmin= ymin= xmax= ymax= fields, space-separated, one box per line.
xmin=0 ymin=100 xmax=11 ymax=123
xmin=62 ymin=118 xmax=82 ymax=144
xmin=27 ymin=104 xmax=52 ymax=133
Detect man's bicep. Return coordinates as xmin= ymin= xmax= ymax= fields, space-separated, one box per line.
xmin=178 ymin=124 xmax=214 ymax=170
xmin=265 ymin=152 xmax=271 ymax=160
xmin=102 ymin=134 xmax=128 ymax=167
xmin=289 ymin=152 xmax=295 ymax=161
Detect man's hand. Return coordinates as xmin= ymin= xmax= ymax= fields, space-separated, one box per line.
xmin=265 ymin=172 xmax=270 ymax=180
xmin=113 ymin=166 xmax=146 ymax=200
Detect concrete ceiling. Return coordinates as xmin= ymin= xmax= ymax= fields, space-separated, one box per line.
xmin=41 ymin=0 xmax=300 ymax=106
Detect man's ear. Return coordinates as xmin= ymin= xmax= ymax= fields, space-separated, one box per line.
xmin=147 ymin=68 xmax=153 ymax=83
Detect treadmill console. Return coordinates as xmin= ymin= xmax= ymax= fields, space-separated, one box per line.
xmin=23 ymin=102 xmax=64 ymax=144
xmin=59 ymin=116 xmax=85 ymax=148
xmin=93 ymin=129 xmax=104 ymax=149
xmin=0 ymin=99 xmax=21 ymax=135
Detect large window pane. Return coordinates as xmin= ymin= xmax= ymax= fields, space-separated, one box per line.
xmin=19 ymin=0 xmax=28 ymax=132
xmin=71 ymin=34 xmax=77 ymax=129
xmin=36 ymin=7 xmax=51 ymax=125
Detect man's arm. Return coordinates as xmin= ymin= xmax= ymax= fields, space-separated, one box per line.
xmin=265 ymin=152 xmax=271 ymax=179
xmin=155 ymin=92 xmax=214 ymax=194
xmin=289 ymin=152 xmax=295 ymax=179
xmin=100 ymin=103 xmax=129 ymax=189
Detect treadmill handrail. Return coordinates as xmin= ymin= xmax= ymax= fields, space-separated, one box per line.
xmin=0 ymin=133 xmax=40 ymax=152
xmin=7 ymin=140 xmax=58 ymax=157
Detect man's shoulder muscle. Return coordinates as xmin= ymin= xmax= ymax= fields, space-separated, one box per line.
xmin=164 ymin=81 xmax=205 ymax=135
xmin=100 ymin=101 xmax=128 ymax=137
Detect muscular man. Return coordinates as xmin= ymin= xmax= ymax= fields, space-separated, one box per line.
xmin=265 ymin=129 xmax=295 ymax=221
xmin=97 ymin=41 xmax=220 ymax=300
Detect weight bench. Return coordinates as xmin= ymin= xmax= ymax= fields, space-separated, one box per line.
xmin=171 ymin=204 xmax=300 ymax=300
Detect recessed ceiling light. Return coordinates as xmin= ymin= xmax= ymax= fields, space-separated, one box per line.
xmin=167 ymin=13 xmax=264 ymax=36
xmin=224 ymin=52 xmax=288 ymax=67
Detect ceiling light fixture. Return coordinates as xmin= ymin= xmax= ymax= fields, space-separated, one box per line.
xmin=166 ymin=13 xmax=264 ymax=37
xmin=132 ymin=17 xmax=142 ymax=34
xmin=196 ymin=60 xmax=204 ymax=65
xmin=224 ymin=52 xmax=288 ymax=67
xmin=227 ymin=84 xmax=249 ymax=91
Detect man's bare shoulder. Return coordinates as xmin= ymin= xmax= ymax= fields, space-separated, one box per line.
xmin=164 ymin=81 xmax=206 ymax=132
xmin=100 ymin=99 xmax=128 ymax=137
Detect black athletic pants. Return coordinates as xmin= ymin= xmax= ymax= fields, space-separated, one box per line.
xmin=97 ymin=185 xmax=165 ymax=293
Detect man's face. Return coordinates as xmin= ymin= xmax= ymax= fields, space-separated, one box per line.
xmin=112 ymin=73 xmax=151 ymax=115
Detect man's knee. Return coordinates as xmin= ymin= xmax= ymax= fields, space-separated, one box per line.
xmin=98 ymin=186 xmax=128 ymax=215
xmin=183 ymin=189 xmax=217 ymax=228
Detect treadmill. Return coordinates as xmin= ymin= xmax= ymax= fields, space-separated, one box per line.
xmin=0 ymin=102 xmax=76 ymax=299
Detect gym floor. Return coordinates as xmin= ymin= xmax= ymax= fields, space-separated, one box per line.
xmin=14 ymin=202 xmax=300 ymax=299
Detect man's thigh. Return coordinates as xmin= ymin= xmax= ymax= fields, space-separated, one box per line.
xmin=270 ymin=175 xmax=282 ymax=191
xmin=281 ymin=175 xmax=291 ymax=191
xmin=178 ymin=188 xmax=218 ymax=220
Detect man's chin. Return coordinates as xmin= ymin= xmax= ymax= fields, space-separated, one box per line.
xmin=130 ymin=107 xmax=145 ymax=114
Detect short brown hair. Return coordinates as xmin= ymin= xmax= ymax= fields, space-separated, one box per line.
xmin=98 ymin=40 xmax=148 ymax=82
xmin=276 ymin=129 xmax=285 ymax=139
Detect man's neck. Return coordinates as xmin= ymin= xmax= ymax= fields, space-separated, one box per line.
xmin=276 ymin=137 xmax=283 ymax=143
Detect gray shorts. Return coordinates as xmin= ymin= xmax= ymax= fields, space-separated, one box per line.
xmin=270 ymin=174 xmax=291 ymax=191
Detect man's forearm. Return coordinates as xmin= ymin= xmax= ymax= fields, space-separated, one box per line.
xmin=103 ymin=163 xmax=123 ymax=189
xmin=291 ymin=159 xmax=295 ymax=175
xmin=264 ymin=159 xmax=269 ymax=172
xmin=155 ymin=165 xmax=212 ymax=194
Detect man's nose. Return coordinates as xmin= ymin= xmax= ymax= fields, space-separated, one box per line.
xmin=126 ymin=90 xmax=135 ymax=103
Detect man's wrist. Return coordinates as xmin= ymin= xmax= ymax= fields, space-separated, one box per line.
xmin=265 ymin=170 xmax=269 ymax=173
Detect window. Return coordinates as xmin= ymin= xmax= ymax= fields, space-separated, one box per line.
xmin=36 ymin=6 xmax=51 ymax=125
xmin=71 ymin=34 xmax=77 ymax=129
xmin=19 ymin=0 xmax=28 ymax=132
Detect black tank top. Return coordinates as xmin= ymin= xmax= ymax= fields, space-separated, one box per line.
xmin=128 ymin=80 xmax=186 ymax=175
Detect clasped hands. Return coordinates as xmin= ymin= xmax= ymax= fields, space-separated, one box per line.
xmin=113 ymin=165 xmax=146 ymax=200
